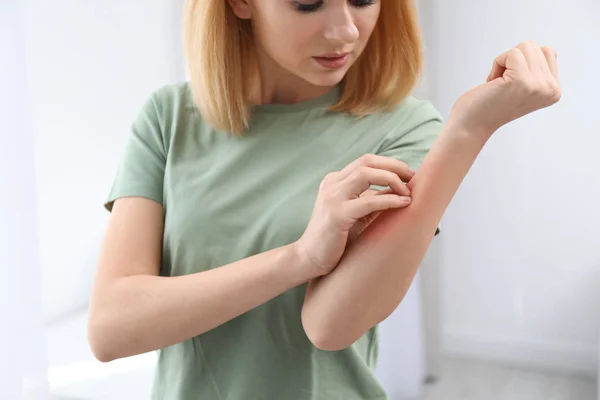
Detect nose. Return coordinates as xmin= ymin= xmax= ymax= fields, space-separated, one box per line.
xmin=323 ymin=6 xmax=359 ymax=45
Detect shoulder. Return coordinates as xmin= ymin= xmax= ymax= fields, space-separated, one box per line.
xmin=146 ymin=81 xmax=195 ymax=117
xmin=133 ymin=82 xmax=201 ymax=145
xmin=373 ymin=95 xmax=444 ymax=132
xmin=353 ymin=96 xmax=445 ymax=164
xmin=330 ymin=95 xmax=443 ymax=139
xmin=365 ymin=96 xmax=444 ymax=147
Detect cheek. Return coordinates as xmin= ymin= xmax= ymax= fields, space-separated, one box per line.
xmin=354 ymin=8 xmax=380 ymax=44
xmin=259 ymin=20 xmax=315 ymax=65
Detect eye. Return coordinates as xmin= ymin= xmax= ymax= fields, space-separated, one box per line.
xmin=293 ymin=0 xmax=323 ymax=13
xmin=349 ymin=0 xmax=376 ymax=8
xmin=293 ymin=0 xmax=376 ymax=14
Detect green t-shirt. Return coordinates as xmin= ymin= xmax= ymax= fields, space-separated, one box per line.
xmin=106 ymin=82 xmax=443 ymax=400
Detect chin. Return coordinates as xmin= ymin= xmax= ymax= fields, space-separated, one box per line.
xmin=303 ymin=70 xmax=348 ymax=87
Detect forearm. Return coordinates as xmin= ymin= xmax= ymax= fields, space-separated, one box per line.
xmin=302 ymin=122 xmax=492 ymax=350
xmin=88 ymin=243 xmax=312 ymax=361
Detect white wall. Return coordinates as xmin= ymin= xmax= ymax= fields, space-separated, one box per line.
xmin=1 ymin=1 xmax=50 ymax=397
xmin=430 ymin=0 xmax=600 ymax=376
xmin=23 ymin=0 xmax=186 ymax=323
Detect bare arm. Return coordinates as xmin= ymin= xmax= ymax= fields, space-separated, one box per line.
xmin=88 ymin=197 xmax=313 ymax=362
xmin=301 ymin=123 xmax=490 ymax=350
xmin=302 ymin=39 xmax=562 ymax=351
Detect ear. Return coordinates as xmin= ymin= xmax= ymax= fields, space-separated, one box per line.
xmin=227 ymin=0 xmax=252 ymax=20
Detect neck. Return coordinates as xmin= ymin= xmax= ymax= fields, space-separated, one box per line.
xmin=249 ymin=46 xmax=335 ymax=106
xmin=258 ymin=81 xmax=334 ymax=105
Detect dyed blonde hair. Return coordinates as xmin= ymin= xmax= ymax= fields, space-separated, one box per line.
xmin=183 ymin=0 xmax=424 ymax=135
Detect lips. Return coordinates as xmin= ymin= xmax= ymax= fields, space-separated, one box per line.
xmin=313 ymin=53 xmax=350 ymax=69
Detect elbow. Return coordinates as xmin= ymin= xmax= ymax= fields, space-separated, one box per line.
xmin=90 ymin=348 xmax=115 ymax=364
xmin=87 ymin=311 xmax=119 ymax=363
xmin=304 ymin=328 xmax=343 ymax=352
xmin=301 ymin=311 xmax=355 ymax=352
xmin=307 ymin=334 xmax=351 ymax=352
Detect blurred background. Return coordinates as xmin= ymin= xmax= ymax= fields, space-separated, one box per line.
xmin=2 ymin=0 xmax=599 ymax=399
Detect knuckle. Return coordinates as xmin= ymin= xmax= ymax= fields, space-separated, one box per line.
xmin=553 ymin=89 xmax=562 ymax=102
xmin=541 ymin=46 xmax=554 ymax=55
xmin=355 ymin=165 xmax=370 ymax=178
xmin=546 ymin=83 xmax=562 ymax=102
xmin=526 ymin=40 xmax=539 ymax=48
xmin=508 ymin=47 xmax=523 ymax=58
xmin=360 ymin=153 xmax=376 ymax=165
xmin=320 ymin=173 xmax=335 ymax=188
xmin=518 ymin=40 xmax=537 ymax=50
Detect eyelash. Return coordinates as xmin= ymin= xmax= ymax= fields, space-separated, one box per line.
xmin=294 ymin=0 xmax=376 ymax=14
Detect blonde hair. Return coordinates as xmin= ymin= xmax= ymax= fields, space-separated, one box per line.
xmin=183 ymin=1 xmax=424 ymax=135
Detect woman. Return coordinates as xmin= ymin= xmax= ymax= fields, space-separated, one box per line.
xmin=88 ymin=0 xmax=561 ymax=399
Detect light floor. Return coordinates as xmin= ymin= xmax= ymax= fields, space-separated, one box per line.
xmin=422 ymin=358 xmax=597 ymax=400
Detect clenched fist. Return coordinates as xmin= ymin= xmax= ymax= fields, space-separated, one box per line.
xmin=450 ymin=41 xmax=562 ymax=136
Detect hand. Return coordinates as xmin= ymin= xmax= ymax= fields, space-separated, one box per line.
xmin=346 ymin=188 xmax=396 ymax=245
xmin=450 ymin=41 xmax=562 ymax=136
xmin=293 ymin=154 xmax=414 ymax=278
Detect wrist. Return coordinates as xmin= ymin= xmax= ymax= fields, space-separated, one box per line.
xmin=286 ymin=242 xmax=322 ymax=282
xmin=445 ymin=116 xmax=495 ymax=144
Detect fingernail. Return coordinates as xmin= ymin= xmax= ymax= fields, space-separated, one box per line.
xmin=399 ymin=196 xmax=412 ymax=203
xmin=409 ymin=169 xmax=417 ymax=175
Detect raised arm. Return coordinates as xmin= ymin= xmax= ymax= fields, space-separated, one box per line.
xmin=301 ymin=41 xmax=562 ymax=351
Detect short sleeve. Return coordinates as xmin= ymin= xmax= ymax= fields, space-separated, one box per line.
xmin=376 ymin=100 xmax=443 ymax=172
xmin=104 ymin=94 xmax=167 ymax=212
xmin=374 ymin=99 xmax=444 ymax=236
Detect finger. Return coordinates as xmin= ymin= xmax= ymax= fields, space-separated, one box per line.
xmin=534 ymin=45 xmax=551 ymax=74
xmin=343 ymin=194 xmax=411 ymax=220
xmin=363 ymin=211 xmax=382 ymax=226
xmin=358 ymin=188 xmax=392 ymax=199
xmin=339 ymin=166 xmax=410 ymax=198
xmin=337 ymin=154 xmax=415 ymax=183
xmin=487 ymin=58 xmax=505 ymax=82
xmin=373 ymin=188 xmax=395 ymax=196
xmin=489 ymin=48 xmax=528 ymax=82
xmin=517 ymin=41 xmax=542 ymax=73
xmin=541 ymin=46 xmax=559 ymax=82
